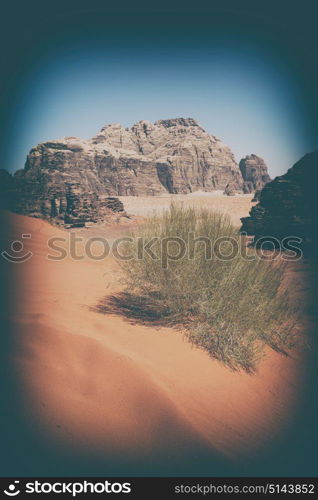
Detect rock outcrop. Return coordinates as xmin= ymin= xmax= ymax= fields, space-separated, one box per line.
xmin=23 ymin=118 xmax=244 ymax=197
xmin=239 ymin=154 xmax=271 ymax=193
xmin=251 ymin=190 xmax=261 ymax=202
xmin=1 ymin=118 xmax=271 ymax=226
xmin=0 ymin=167 xmax=125 ymax=227
xmin=223 ymin=183 xmax=236 ymax=196
xmin=240 ymin=151 xmax=318 ymax=248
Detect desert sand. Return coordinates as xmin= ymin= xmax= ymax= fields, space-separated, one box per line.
xmin=1 ymin=194 xmax=309 ymax=475
xmin=118 ymin=192 xmax=254 ymax=226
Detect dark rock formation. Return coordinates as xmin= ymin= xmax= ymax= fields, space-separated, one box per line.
xmin=1 ymin=118 xmax=271 ymax=226
xmin=22 ymin=118 xmax=244 ymax=199
xmin=0 ymin=169 xmax=125 ymax=227
xmin=251 ymin=190 xmax=261 ymax=202
xmin=240 ymin=151 xmax=318 ymax=248
xmin=239 ymin=154 xmax=271 ymax=193
xmin=223 ymin=183 xmax=236 ymax=196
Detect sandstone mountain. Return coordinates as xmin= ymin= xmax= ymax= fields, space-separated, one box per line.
xmin=24 ymin=117 xmax=244 ymax=196
xmin=240 ymin=151 xmax=318 ymax=249
xmin=1 ymin=118 xmax=271 ymax=226
xmin=239 ymin=154 xmax=271 ymax=193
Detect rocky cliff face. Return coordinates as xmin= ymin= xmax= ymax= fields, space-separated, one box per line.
xmin=240 ymin=151 xmax=318 ymax=248
xmin=239 ymin=154 xmax=271 ymax=193
xmin=0 ymin=167 xmax=125 ymax=227
xmin=24 ymin=118 xmax=244 ymax=197
xmin=1 ymin=118 xmax=270 ymax=226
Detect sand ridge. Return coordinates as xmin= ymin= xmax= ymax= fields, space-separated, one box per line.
xmin=1 ymin=196 xmax=306 ymax=473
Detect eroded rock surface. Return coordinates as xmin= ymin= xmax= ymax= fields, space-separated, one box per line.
xmin=239 ymin=154 xmax=271 ymax=194
xmin=2 ymin=118 xmax=272 ymax=226
xmin=240 ymin=151 xmax=318 ymax=248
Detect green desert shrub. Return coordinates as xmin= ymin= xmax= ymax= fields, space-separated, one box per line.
xmin=120 ymin=203 xmax=297 ymax=372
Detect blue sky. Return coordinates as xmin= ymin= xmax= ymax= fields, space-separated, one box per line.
xmin=5 ymin=41 xmax=313 ymax=178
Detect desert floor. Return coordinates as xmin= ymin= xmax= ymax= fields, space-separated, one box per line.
xmin=118 ymin=191 xmax=253 ymax=226
xmin=1 ymin=194 xmax=315 ymax=476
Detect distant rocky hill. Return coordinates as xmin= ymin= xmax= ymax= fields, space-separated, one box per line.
xmin=241 ymin=151 xmax=318 ymax=248
xmin=1 ymin=118 xmax=271 ymax=226
xmin=239 ymin=154 xmax=271 ymax=193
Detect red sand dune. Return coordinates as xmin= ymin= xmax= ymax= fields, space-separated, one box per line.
xmin=1 ymin=211 xmax=307 ymax=472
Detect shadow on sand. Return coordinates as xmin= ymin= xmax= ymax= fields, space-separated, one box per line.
xmin=90 ymin=291 xmax=181 ymax=327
